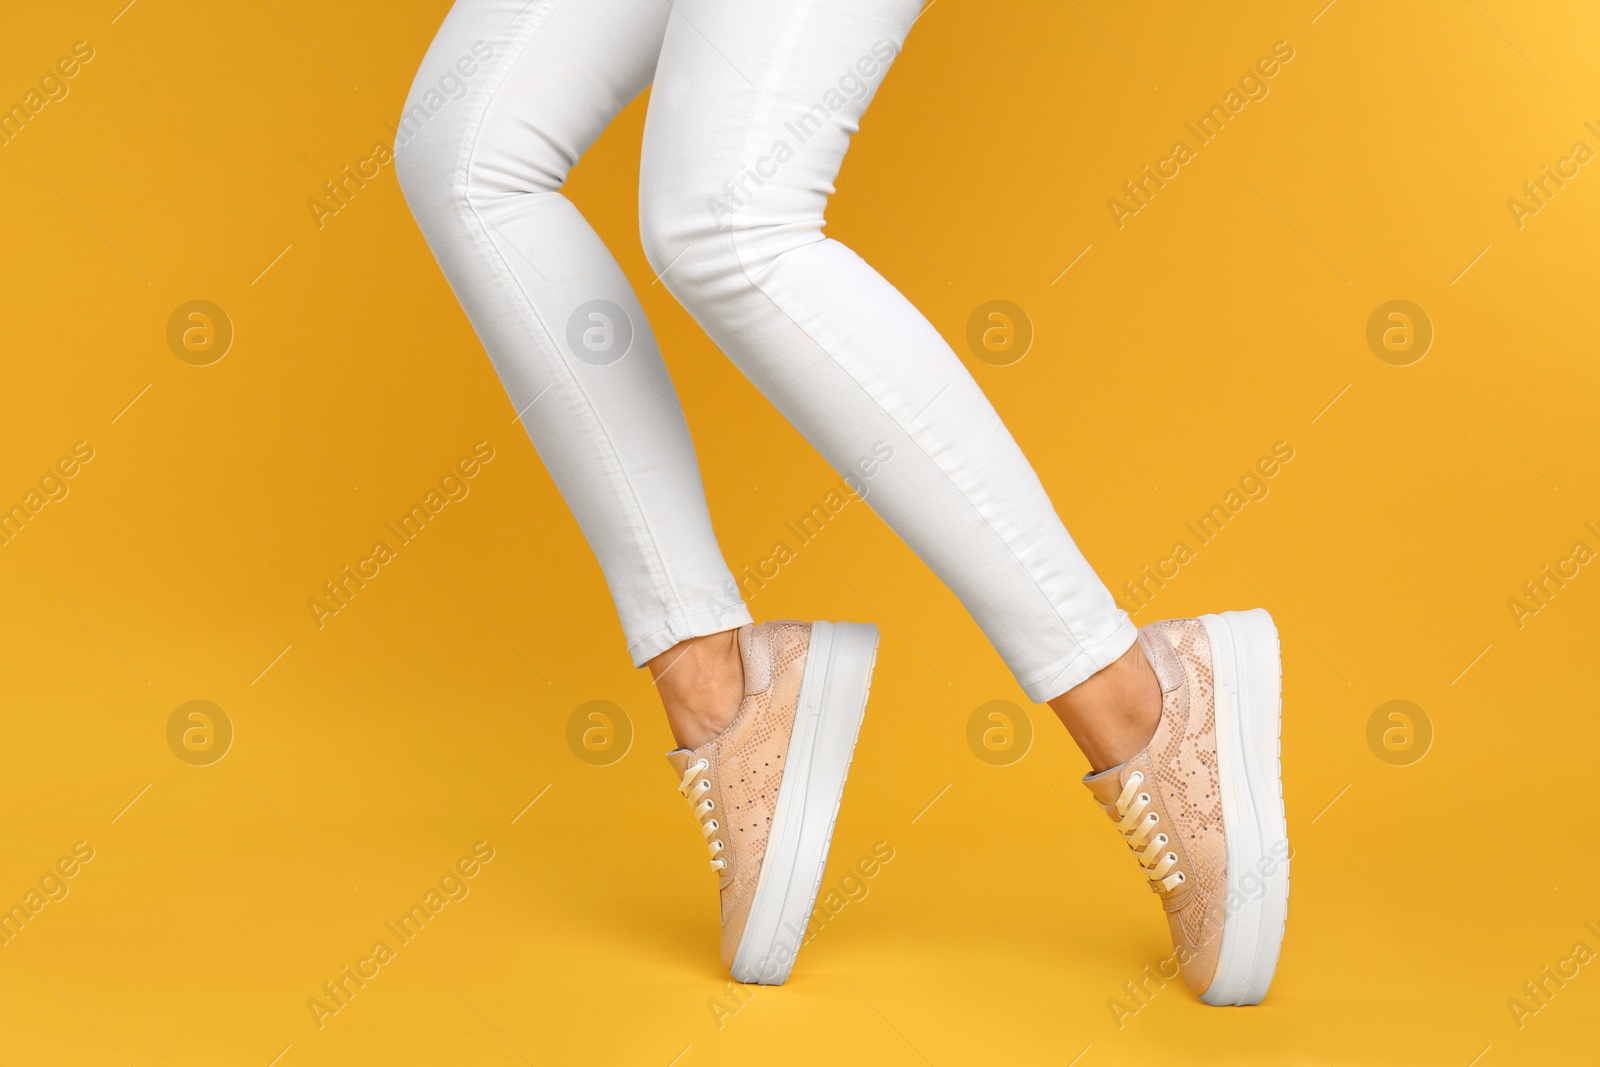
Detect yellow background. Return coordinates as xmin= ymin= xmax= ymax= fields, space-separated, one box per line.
xmin=3 ymin=1 xmax=1597 ymax=1064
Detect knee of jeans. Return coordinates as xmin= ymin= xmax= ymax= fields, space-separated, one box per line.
xmin=640 ymin=176 xmax=811 ymax=316
xmin=638 ymin=177 xmax=712 ymax=301
xmin=393 ymin=118 xmax=462 ymax=225
xmin=395 ymin=109 xmax=571 ymax=226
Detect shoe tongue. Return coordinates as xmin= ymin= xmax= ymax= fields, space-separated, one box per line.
xmin=664 ymin=749 xmax=697 ymax=776
xmin=1083 ymin=763 xmax=1128 ymax=806
xmin=737 ymin=623 xmax=768 ymax=694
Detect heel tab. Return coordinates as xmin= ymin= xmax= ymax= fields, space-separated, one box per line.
xmin=1138 ymin=625 xmax=1185 ymax=694
xmin=737 ymin=623 xmax=767 ymax=694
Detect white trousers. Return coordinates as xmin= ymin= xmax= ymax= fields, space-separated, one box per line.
xmin=395 ymin=0 xmax=1136 ymax=701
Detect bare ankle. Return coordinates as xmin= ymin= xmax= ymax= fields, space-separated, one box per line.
xmin=1047 ymin=639 xmax=1162 ymax=772
xmin=649 ymin=629 xmax=745 ymax=749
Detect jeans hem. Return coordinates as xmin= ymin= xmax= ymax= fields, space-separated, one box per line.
xmin=1021 ymin=616 xmax=1140 ymax=704
xmin=628 ymin=603 xmax=755 ymax=667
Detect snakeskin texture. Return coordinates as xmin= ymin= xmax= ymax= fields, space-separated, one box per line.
xmin=1085 ymin=618 xmax=1229 ymax=996
xmin=664 ymin=621 xmax=813 ymax=968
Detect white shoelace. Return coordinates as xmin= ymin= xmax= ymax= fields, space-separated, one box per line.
xmin=1110 ymin=770 xmax=1186 ymax=893
xmin=678 ymin=758 xmax=726 ymax=872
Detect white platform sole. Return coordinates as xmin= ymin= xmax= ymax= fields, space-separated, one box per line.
xmin=730 ymin=621 xmax=879 ymax=985
xmin=1197 ymin=609 xmax=1290 ymax=1006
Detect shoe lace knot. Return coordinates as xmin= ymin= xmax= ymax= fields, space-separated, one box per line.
xmin=1108 ymin=771 xmax=1185 ymax=893
xmin=678 ymin=758 xmax=726 ymax=872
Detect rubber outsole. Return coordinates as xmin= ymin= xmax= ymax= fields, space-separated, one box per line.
xmin=729 ymin=621 xmax=879 ymax=985
xmin=1198 ymin=609 xmax=1290 ymax=1007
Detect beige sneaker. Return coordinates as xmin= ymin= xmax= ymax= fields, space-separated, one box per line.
xmin=666 ymin=620 xmax=878 ymax=985
xmin=1084 ymin=609 xmax=1290 ymax=1005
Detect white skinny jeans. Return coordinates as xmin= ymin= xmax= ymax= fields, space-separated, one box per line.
xmin=395 ymin=0 xmax=1137 ymax=701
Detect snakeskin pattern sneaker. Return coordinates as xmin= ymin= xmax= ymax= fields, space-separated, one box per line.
xmin=1084 ymin=610 xmax=1289 ymax=1005
xmin=666 ymin=620 xmax=878 ymax=984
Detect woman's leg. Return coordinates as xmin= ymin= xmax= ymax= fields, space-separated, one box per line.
xmin=394 ymin=0 xmax=753 ymax=709
xmin=639 ymin=0 xmax=1153 ymax=757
